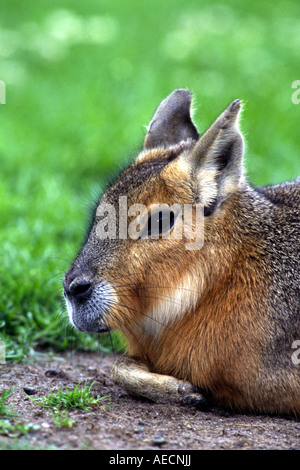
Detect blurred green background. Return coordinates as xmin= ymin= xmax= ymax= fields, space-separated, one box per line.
xmin=0 ymin=0 xmax=299 ymax=361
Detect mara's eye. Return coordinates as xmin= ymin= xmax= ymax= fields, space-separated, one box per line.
xmin=140 ymin=209 xmax=175 ymax=239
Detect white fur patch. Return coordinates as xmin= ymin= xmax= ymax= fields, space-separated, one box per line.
xmin=65 ymin=295 xmax=75 ymax=326
xmin=141 ymin=272 xmax=202 ymax=339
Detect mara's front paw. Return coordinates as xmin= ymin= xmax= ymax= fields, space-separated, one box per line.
xmin=111 ymin=356 xmax=210 ymax=410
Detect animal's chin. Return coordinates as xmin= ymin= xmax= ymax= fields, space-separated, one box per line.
xmin=74 ymin=321 xmax=111 ymax=334
xmin=65 ymin=296 xmax=110 ymax=334
xmin=71 ymin=312 xmax=111 ymax=334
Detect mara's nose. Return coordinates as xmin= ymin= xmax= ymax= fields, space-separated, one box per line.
xmin=64 ymin=274 xmax=93 ymax=300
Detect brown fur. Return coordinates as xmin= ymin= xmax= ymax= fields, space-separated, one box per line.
xmin=64 ymin=89 xmax=300 ymax=415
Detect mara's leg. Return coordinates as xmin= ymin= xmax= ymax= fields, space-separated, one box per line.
xmin=111 ymin=356 xmax=210 ymax=410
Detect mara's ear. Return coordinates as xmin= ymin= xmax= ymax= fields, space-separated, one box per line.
xmin=144 ymin=89 xmax=199 ymax=150
xmin=182 ymin=99 xmax=244 ymax=214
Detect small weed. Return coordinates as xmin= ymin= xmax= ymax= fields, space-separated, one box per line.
xmin=0 ymin=388 xmax=14 ymax=417
xmin=50 ymin=409 xmax=75 ymax=428
xmin=31 ymin=381 xmax=110 ymax=411
xmin=0 ymin=388 xmax=40 ymax=438
xmin=0 ymin=419 xmax=39 ymax=438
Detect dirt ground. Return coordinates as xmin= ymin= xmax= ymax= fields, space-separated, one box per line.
xmin=1 ymin=351 xmax=300 ymax=451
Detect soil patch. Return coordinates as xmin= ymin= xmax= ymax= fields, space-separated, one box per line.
xmin=1 ymin=352 xmax=300 ymax=450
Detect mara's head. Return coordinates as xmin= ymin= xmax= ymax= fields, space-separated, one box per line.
xmin=63 ymin=89 xmax=244 ymax=349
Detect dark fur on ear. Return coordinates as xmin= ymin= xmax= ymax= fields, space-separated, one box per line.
xmin=144 ymin=89 xmax=199 ymax=150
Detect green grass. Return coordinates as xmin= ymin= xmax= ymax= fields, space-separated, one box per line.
xmin=0 ymin=0 xmax=299 ymax=360
xmin=0 ymin=388 xmax=14 ymax=418
xmin=0 ymin=388 xmax=40 ymax=438
xmin=0 ymin=419 xmax=39 ymax=438
xmin=31 ymin=381 xmax=109 ymax=411
xmin=50 ymin=409 xmax=75 ymax=429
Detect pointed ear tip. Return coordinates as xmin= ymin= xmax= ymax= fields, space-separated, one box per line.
xmin=230 ymin=99 xmax=242 ymax=113
xmin=231 ymin=98 xmax=241 ymax=108
xmin=225 ymin=100 xmax=242 ymax=122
